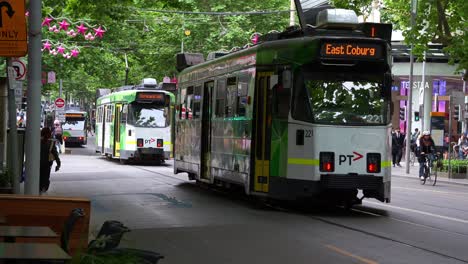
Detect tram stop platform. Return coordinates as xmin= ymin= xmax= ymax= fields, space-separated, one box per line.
xmin=392 ymin=162 xmax=468 ymax=186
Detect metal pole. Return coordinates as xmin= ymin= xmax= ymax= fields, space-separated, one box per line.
xmin=6 ymin=60 xmax=20 ymax=194
xmin=448 ymin=96 xmax=452 ymax=179
xmin=24 ymin=1 xmax=42 ymax=195
xmin=124 ymin=53 xmax=129 ymax=85
xmin=59 ymin=63 xmax=63 ymax=98
xmin=290 ymin=0 xmax=296 ymax=26
xmin=405 ymin=0 xmax=417 ymax=174
xmin=0 ymin=78 xmax=7 ymax=172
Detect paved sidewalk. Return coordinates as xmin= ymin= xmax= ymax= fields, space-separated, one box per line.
xmin=392 ymin=162 xmax=468 ymax=186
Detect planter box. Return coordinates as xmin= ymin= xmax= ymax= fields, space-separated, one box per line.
xmin=438 ymin=171 xmax=467 ymax=179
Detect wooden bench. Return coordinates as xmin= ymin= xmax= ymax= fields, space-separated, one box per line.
xmin=0 ymin=195 xmax=91 ymax=255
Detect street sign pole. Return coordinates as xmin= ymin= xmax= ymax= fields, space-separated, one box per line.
xmin=6 ymin=59 xmax=20 ymax=194
xmin=405 ymin=0 xmax=417 ymax=174
xmin=24 ymin=0 xmax=42 ymax=195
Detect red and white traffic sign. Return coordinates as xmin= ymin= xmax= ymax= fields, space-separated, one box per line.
xmin=12 ymin=59 xmax=26 ymax=80
xmin=55 ymin=98 xmax=65 ymax=108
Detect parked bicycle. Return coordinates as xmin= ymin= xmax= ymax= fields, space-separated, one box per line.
xmin=420 ymin=153 xmax=440 ymax=186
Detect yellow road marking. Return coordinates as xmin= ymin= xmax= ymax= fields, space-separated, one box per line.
xmin=325 ymin=244 xmax=379 ymax=264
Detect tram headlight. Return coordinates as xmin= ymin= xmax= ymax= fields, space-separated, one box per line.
xmin=367 ymin=153 xmax=381 ymax=173
xmin=320 ymin=152 xmax=335 ymax=172
xmin=137 ymin=138 xmax=144 ymax=147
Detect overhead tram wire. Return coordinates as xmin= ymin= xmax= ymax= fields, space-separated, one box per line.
xmin=133 ymin=8 xmax=294 ymax=16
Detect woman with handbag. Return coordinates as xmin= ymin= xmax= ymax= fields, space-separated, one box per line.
xmin=40 ymin=127 xmax=61 ymax=193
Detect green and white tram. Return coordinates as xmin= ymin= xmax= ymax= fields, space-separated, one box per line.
xmin=95 ymin=79 xmax=175 ymax=164
xmin=174 ymin=8 xmax=393 ymax=205
xmin=63 ymin=110 xmax=88 ymax=145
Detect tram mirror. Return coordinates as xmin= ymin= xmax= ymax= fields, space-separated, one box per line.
xmin=282 ymin=70 xmax=292 ymax=89
xmin=122 ymin=105 xmax=128 ymax=114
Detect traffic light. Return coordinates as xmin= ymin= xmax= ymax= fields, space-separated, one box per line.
xmin=414 ymin=111 xmax=420 ymax=121
xmin=454 ymin=105 xmax=461 ymax=121
xmin=399 ymin=107 xmax=406 ymax=120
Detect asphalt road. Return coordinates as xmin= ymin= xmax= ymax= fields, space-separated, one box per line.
xmin=48 ymin=137 xmax=468 ymax=264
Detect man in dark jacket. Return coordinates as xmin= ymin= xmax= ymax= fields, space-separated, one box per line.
xmin=392 ymin=128 xmax=405 ymax=167
xmin=40 ymin=127 xmax=61 ymax=193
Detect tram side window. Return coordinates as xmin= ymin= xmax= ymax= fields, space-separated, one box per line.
xmin=292 ymin=74 xmax=313 ymax=122
xmin=215 ymin=79 xmax=226 ymax=118
xmin=193 ymin=86 xmax=202 ymax=119
xmin=186 ymin=86 xmax=194 ymax=119
xmin=96 ymin=107 xmax=101 ymax=123
xmin=121 ymin=105 xmax=128 ymax=123
xmin=179 ymin=87 xmax=186 ymax=120
xmin=226 ymin=77 xmax=237 ymax=117
xmin=237 ymin=74 xmax=250 ymax=117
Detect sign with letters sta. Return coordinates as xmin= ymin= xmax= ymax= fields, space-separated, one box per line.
xmin=0 ymin=0 xmax=27 ymax=57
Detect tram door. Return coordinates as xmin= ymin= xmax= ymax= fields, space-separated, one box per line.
xmin=113 ymin=104 xmax=122 ymax=157
xmin=253 ymin=72 xmax=273 ymax=193
xmin=201 ymin=81 xmax=214 ymax=180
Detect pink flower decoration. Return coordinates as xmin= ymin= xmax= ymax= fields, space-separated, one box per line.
xmin=42 ymin=17 xmax=53 ymax=27
xmin=49 ymin=25 xmax=56 ymax=32
xmin=42 ymin=41 xmax=52 ymax=51
xmin=71 ymin=49 xmax=80 ymax=57
xmin=67 ymin=29 xmax=77 ymax=37
xmin=54 ymin=29 xmax=60 ymax=33
xmin=85 ymin=33 xmax=93 ymax=40
xmin=57 ymin=46 xmax=66 ymax=54
xmin=25 ymin=11 xmax=29 ymax=17
xmin=59 ymin=20 xmax=70 ymax=31
xmin=76 ymin=23 xmax=88 ymax=35
xmin=93 ymin=26 xmax=106 ymax=38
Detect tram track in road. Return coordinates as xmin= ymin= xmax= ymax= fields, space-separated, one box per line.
xmin=131 ymin=164 xmax=188 ymax=186
xmin=116 ymin=164 xmax=468 ymax=262
xmin=262 ymin=202 xmax=468 ymax=263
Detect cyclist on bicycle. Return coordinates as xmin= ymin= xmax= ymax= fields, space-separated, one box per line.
xmin=418 ymin=131 xmax=436 ymax=180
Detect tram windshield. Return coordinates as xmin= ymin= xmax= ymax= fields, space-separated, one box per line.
xmin=63 ymin=118 xmax=85 ymax=130
xmin=293 ymin=73 xmax=390 ymax=125
xmin=129 ymin=103 xmax=170 ymax=128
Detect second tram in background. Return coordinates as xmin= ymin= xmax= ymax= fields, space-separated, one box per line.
xmin=174 ymin=7 xmax=393 ymax=206
xmin=63 ymin=110 xmax=88 ymax=146
xmin=95 ymin=78 xmax=175 ymax=165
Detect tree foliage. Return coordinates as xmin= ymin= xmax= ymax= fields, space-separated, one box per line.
xmin=41 ymin=0 xmax=290 ymax=102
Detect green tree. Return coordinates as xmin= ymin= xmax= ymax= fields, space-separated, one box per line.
xmin=40 ymin=0 xmax=290 ymax=103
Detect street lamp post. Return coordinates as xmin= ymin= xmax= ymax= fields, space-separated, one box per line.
xmin=405 ymin=0 xmax=417 ymax=174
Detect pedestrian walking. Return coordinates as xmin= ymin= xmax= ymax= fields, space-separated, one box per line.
xmin=52 ymin=120 xmax=63 ymax=153
xmin=392 ymin=128 xmax=405 ymax=167
xmin=40 ymin=127 xmax=61 ymax=193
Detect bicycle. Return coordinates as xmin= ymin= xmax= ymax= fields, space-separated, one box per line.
xmin=420 ymin=153 xmax=439 ymax=186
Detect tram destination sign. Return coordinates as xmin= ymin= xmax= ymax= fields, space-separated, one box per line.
xmin=320 ymin=42 xmax=382 ymax=59
xmin=137 ymin=92 xmax=167 ymax=104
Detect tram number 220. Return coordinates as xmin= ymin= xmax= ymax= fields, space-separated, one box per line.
xmin=305 ymin=130 xmax=312 ymax=137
